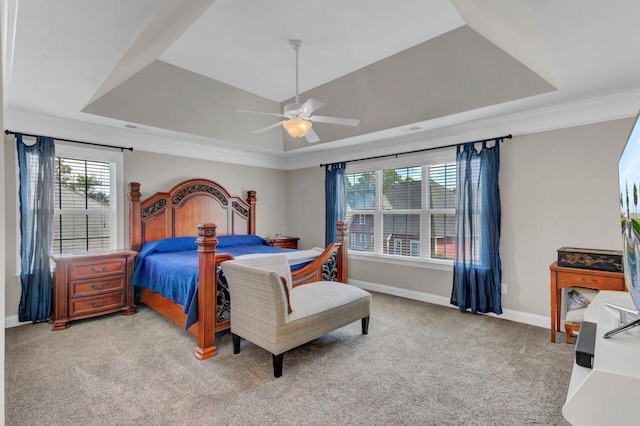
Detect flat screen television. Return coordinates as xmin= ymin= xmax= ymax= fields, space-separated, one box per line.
xmin=611 ymin=111 xmax=640 ymax=337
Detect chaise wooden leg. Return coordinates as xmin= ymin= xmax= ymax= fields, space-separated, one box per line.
xmin=362 ymin=316 xmax=370 ymax=334
xmin=232 ymin=333 xmax=241 ymax=354
xmin=272 ymin=353 xmax=284 ymax=378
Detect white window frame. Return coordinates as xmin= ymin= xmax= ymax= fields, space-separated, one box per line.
xmin=345 ymin=149 xmax=456 ymax=271
xmin=53 ymin=142 xmax=125 ymax=252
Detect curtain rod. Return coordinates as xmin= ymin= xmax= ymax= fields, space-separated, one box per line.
xmin=4 ymin=130 xmax=134 ymax=152
xmin=320 ymin=133 xmax=512 ymax=168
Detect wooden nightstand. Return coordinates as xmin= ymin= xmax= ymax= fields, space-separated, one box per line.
xmin=549 ymin=261 xmax=625 ymax=343
xmin=51 ymin=249 xmax=137 ymax=330
xmin=267 ymin=236 xmax=299 ymax=249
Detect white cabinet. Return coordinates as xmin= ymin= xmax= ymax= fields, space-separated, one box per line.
xmin=563 ymin=291 xmax=640 ymax=425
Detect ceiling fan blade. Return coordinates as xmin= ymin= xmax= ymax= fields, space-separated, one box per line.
xmin=237 ymin=109 xmax=287 ymax=118
xmin=253 ymin=121 xmax=285 ymax=134
xmin=309 ymin=115 xmax=360 ymax=127
xmin=298 ymin=98 xmax=325 ymax=116
xmin=305 ymin=127 xmax=320 ymax=143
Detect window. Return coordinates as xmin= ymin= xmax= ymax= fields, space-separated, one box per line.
xmin=393 ymin=238 xmax=403 ymax=255
xmin=345 ymin=157 xmax=456 ymax=263
xmin=18 ymin=142 xmax=124 ymax=256
xmin=53 ymin=156 xmax=114 ymax=253
xmin=410 ymin=240 xmax=420 ymax=257
xmin=428 ymin=163 xmax=456 ymax=260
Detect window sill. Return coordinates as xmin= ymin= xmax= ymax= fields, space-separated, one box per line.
xmin=347 ymin=251 xmax=454 ymax=272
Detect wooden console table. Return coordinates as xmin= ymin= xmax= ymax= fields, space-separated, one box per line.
xmin=549 ymin=262 xmax=624 ymax=343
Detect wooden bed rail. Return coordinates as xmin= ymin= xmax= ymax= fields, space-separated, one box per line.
xmin=291 ymin=221 xmax=349 ymax=286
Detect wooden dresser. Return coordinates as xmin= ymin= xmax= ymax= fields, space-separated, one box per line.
xmin=549 ymin=261 xmax=625 ymax=343
xmin=267 ymin=236 xmax=299 ymax=249
xmin=51 ymin=249 xmax=137 ymax=330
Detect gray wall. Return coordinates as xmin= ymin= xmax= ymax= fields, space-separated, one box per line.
xmin=286 ymin=118 xmax=631 ymax=318
xmin=287 ymin=166 xmax=326 ymax=249
xmin=4 ymin=146 xmax=290 ymax=317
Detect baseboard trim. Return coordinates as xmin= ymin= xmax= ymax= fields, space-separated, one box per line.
xmin=349 ymin=279 xmax=549 ymax=329
xmin=5 ymin=315 xmax=30 ymax=328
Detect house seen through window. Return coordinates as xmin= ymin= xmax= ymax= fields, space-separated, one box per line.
xmin=345 ymin=161 xmax=456 ymax=262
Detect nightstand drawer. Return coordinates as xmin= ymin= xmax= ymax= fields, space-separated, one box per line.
xmin=70 ymin=258 xmax=126 ymax=280
xmin=267 ymin=237 xmax=299 ymax=249
xmin=556 ymin=271 xmax=624 ymax=290
xmin=70 ymin=276 xmax=125 ymax=298
xmin=69 ymin=293 xmax=125 ymax=317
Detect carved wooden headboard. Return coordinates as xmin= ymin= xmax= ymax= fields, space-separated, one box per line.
xmin=128 ymin=178 xmax=256 ymax=252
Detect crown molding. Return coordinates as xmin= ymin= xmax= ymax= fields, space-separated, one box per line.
xmin=3 ymin=109 xmax=287 ymax=169
xmin=5 ymin=88 xmax=640 ymax=172
xmin=283 ymin=89 xmax=640 ymax=169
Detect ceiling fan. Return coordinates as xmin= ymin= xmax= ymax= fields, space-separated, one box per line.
xmin=237 ymin=39 xmax=360 ymax=143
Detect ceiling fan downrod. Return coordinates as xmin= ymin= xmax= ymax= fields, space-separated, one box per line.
xmin=289 ymin=39 xmax=303 ymax=105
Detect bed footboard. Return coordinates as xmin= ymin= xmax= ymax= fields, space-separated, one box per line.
xmin=291 ymin=221 xmax=348 ymax=286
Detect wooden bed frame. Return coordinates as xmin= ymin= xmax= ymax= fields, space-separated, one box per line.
xmin=128 ymin=178 xmax=348 ymax=360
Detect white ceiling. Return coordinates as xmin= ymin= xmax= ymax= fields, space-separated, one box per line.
xmin=160 ymin=0 xmax=465 ymax=102
xmin=4 ymin=0 xmax=640 ymax=168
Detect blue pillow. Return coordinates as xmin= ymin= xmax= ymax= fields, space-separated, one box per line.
xmin=137 ymin=237 xmax=197 ymax=260
xmin=216 ymin=234 xmax=269 ymax=248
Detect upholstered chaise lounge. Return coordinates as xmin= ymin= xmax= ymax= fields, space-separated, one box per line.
xmin=221 ymin=254 xmax=371 ymax=378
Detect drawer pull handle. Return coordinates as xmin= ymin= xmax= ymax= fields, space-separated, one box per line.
xmin=580 ymin=277 xmax=597 ymax=284
xmin=91 ymin=266 xmax=108 ymax=273
xmin=90 ymin=300 xmax=108 ymax=308
xmin=91 ymin=283 xmax=109 ymax=290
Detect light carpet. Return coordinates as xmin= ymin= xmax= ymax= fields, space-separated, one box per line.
xmin=5 ymin=292 xmax=573 ymax=425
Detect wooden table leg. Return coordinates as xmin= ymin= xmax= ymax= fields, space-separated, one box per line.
xmin=551 ymin=270 xmax=557 ymax=342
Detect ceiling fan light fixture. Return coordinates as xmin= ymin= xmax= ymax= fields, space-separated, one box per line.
xmin=283 ymin=119 xmax=312 ymax=138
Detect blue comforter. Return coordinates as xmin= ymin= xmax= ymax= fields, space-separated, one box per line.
xmin=131 ymin=235 xmax=298 ymax=329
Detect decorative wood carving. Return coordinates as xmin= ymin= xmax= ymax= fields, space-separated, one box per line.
xmin=173 ymin=184 xmax=228 ymax=206
xmin=321 ymin=251 xmax=339 ymax=281
xmin=231 ymin=201 xmax=248 ymax=218
xmin=142 ymin=199 xmax=166 ymax=217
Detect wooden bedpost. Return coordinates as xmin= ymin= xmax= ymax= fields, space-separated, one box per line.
xmin=128 ymin=182 xmax=142 ymax=252
xmin=195 ymin=223 xmax=218 ymax=360
xmin=336 ymin=221 xmax=348 ymax=283
xmin=247 ymin=190 xmax=257 ymax=235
